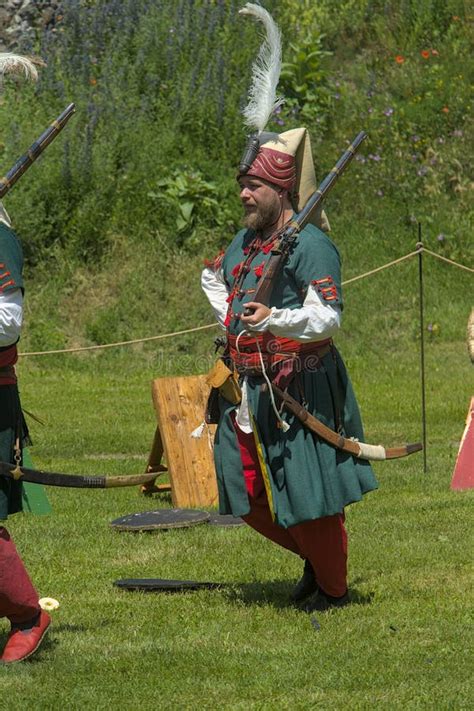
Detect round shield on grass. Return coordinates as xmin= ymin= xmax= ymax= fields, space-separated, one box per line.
xmin=110 ymin=508 xmax=211 ymax=531
xmin=114 ymin=578 xmax=223 ymax=592
xmin=208 ymin=513 xmax=245 ymax=527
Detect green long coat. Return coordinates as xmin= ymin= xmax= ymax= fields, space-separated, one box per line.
xmin=0 ymin=222 xmax=50 ymax=519
xmin=0 ymin=222 xmax=25 ymax=520
xmin=212 ymin=224 xmax=378 ymax=528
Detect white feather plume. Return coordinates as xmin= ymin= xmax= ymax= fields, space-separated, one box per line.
xmin=0 ymin=53 xmax=40 ymax=83
xmin=239 ymin=3 xmax=283 ymax=133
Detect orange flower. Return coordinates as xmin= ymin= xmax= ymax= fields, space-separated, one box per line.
xmin=421 ymin=50 xmax=430 ymax=59
xmin=89 ymin=78 xmax=97 ymax=86
xmin=441 ymin=106 xmax=449 ymax=113
xmin=395 ymin=55 xmax=405 ymax=64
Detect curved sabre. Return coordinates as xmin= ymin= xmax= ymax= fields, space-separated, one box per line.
xmin=271 ymin=384 xmax=422 ymax=461
xmin=0 ymin=461 xmax=158 ymax=489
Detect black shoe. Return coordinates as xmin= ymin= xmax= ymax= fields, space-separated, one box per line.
xmin=289 ymin=559 xmax=319 ymax=603
xmin=300 ymin=588 xmax=350 ymax=613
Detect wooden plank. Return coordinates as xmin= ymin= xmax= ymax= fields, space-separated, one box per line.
xmin=151 ymin=376 xmax=218 ymax=508
xmin=141 ymin=427 xmax=170 ymax=495
xmin=145 ymin=427 xmax=167 ymax=474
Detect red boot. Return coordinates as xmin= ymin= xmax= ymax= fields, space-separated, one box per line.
xmin=1 ymin=610 xmax=51 ymax=664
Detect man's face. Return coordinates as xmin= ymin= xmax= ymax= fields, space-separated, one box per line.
xmin=238 ymin=176 xmax=281 ymax=231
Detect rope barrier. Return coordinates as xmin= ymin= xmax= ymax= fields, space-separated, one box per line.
xmin=18 ymin=247 xmax=472 ymax=358
xmin=18 ymin=323 xmax=219 ymax=357
xmin=421 ymin=247 xmax=474 ymax=274
xmin=341 ymin=250 xmax=420 ymax=286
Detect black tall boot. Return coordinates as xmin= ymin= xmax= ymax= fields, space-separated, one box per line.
xmin=289 ymin=559 xmax=319 ymax=603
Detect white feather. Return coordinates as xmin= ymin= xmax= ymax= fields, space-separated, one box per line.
xmin=0 ymin=53 xmax=40 ymax=82
xmin=239 ymin=3 xmax=283 ymax=133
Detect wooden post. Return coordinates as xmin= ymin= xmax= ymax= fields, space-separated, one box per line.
xmin=417 ymin=230 xmax=428 ymax=473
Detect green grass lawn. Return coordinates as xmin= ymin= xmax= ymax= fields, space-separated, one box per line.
xmin=2 ymin=341 xmax=473 ymax=710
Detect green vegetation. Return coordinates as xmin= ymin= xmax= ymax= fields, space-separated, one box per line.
xmin=0 ymin=2 xmax=472 ymax=707
xmin=0 ymin=0 xmax=470 ymax=353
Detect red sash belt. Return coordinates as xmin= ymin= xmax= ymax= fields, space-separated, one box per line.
xmin=0 ymin=345 xmax=18 ymax=385
xmin=227 ymin=333 xmax=332 ymax=373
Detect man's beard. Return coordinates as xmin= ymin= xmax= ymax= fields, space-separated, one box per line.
xmin=243 ymin=201 xmax=279 ymax=231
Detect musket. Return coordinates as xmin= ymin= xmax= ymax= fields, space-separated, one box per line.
xmin=0 ymin=103 xmax=75 ymax=199
xmin=245 ymin=131 xmax=367 ymax=315
xmin=0 ymin=460 xmax=158 ymax=489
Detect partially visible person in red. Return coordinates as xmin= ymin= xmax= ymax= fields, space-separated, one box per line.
xmin=0 ymin=54 xmax=50 ymax=665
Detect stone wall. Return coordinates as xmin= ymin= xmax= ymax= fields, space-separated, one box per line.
xmin=0 ymin=1 xmax=61 ymax=52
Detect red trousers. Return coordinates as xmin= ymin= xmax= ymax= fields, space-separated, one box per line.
xmin=235 ymin=424 xmax=348 ymax=597
xmin=0 ymin=526 xmax=39 ymax=624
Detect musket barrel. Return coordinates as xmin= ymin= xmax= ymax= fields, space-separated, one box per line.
xmin=0 ymin=102 xmax=75 ymax=198
xmin=248 ymin=131 xmax=368 ymax=310
xmin=297 ymin=131 xmax=367 ymax=227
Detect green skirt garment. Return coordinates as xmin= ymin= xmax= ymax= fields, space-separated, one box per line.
xmin=0 ymin=384 xmax=51 ymax=519
xmin=213 ymin=348 xmax=378 ymax=528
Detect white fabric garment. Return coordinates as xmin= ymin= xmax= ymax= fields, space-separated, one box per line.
xmin=201 ymin=265 xmax=341 ymax=340
xmin=201 ymin=266 xmax=229 ymax=330
xmin=0 ymin=201 xmax=12 ymax=228
xmin=0 ymin=288 xmax=23 ymax=347
xmin=201 ymin=266 xmax=341 ymax=432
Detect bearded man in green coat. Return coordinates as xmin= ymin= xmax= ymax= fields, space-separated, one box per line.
xmin=202 ymin=127 xmax=378 ymax=611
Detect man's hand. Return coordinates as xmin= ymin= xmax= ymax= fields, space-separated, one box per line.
xmin=240 ymin=302 xmax=271 ymax=328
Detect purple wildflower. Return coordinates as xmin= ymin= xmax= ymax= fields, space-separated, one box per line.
xmin=411 ymin=135 xmax=420 ymax=142
xmin=417 ymin=166 xmax=428 ymax=177
xmin=384 ymin=107 xmax=394 ymax=117
xmin=368 ymin=153 xmax=381 ymax=162
xmin=437 ymin=233 xmax=445 ymax=242
xmin=334 ymin=93 xmax=341 ymax=100
xmin=427 ymin=323 xmax=433 ymax=332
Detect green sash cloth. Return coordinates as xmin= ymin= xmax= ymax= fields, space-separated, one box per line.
xmin=21 ymin=448 xmax=52 ymax=515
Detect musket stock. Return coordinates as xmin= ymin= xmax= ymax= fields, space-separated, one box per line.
xmin=0 ymin=103 xmax=75 ymax=199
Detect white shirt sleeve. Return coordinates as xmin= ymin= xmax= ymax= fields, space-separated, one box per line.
xmin=201 ymin=266 xmax=229 ymax=331
xmin=0 ymin=201 xmax=12 ymax=228
xmin=249 ymin=284 xmax=341 ymax=341
xmin=0 ymin=288 xmax=23 ymax=347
